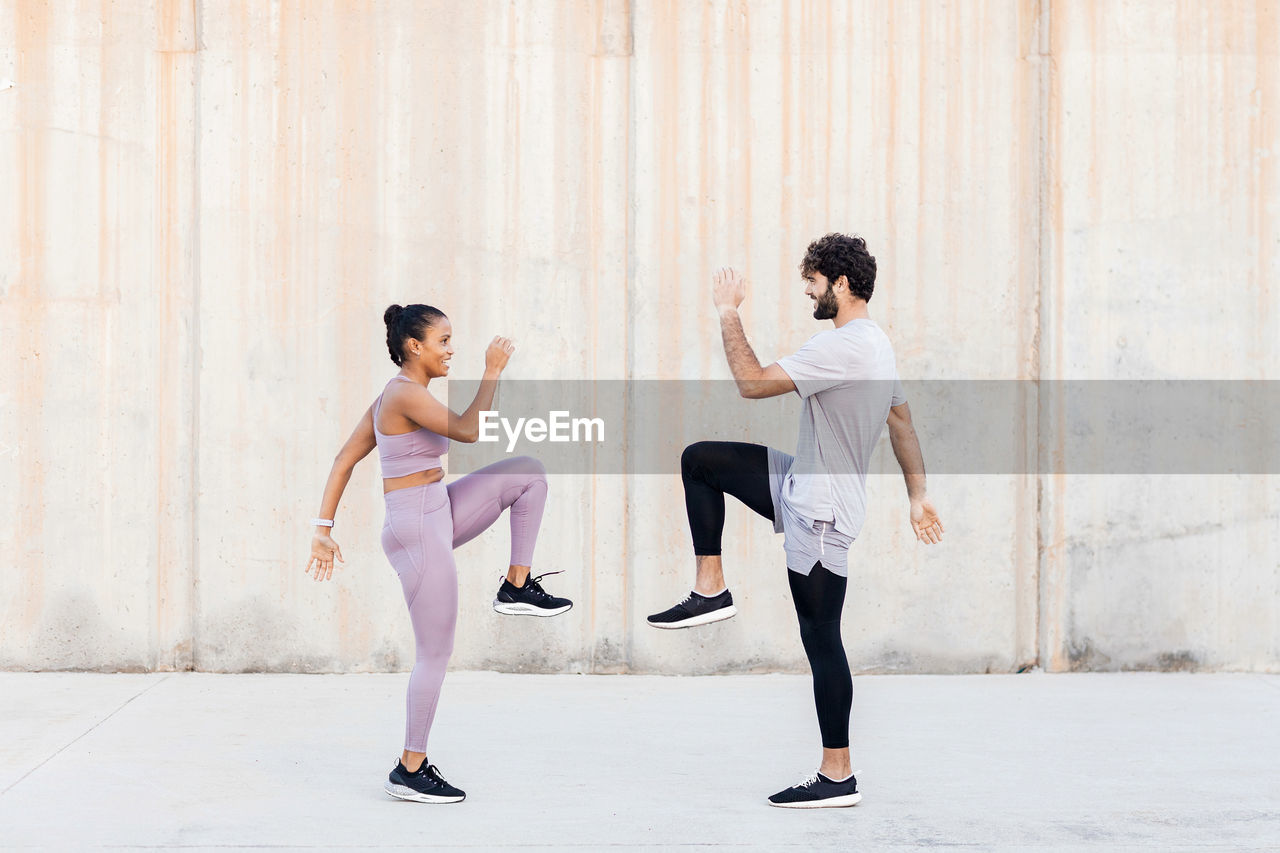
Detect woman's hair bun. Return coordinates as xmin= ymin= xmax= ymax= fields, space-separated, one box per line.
xmin=383 ymin=303 xmax=446 ymax=367
xmin=383 ymin=304 xmax=405 ymax=328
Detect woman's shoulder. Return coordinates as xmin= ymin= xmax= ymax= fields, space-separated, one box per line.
xmin=380 ymin=376 xmax=443 ymax=408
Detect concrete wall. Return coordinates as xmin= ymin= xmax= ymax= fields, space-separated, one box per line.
xmin=1 ymin=0 xmax=1276 ymax=674
xmin=1038 ymin=1 xmax=1280 ymax=671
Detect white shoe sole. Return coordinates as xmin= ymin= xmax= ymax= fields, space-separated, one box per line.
xmin=492 ymin=601 xmax=573 ymax=617
xmin=384 ymin=781 xmax=465 ymax=804
xmin=768 ymin=791 xmax=862 ymax=809
xmin=647 ymin=605 xmax=738 ymax=629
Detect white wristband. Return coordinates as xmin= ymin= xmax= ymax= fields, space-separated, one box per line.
xmin=310 ymin=518 xmax=334 ymax=528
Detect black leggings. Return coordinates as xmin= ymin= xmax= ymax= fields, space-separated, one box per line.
xmin=681 ymin=441 xmax=853 ymax=749
xmin=787 ymin=563 xmax=851 ymax=750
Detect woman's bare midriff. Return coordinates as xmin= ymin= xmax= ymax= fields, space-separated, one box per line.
xmin=383 ymin=467 xmax=445 ymax=494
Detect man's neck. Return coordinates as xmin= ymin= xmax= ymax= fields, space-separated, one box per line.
xmin=832 ymin=299 xmax=871 ymax=328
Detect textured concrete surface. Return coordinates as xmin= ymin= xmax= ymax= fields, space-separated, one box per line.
xmin=1 ymin=672 xmax=1279 ymax=850
xmin=1036 ymin=1 xmax=1280 ymax=672
xmin=1 ymin=1 xmax=1277 ymax=674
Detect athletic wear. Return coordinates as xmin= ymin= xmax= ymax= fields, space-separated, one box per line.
xmin=672 ymin=319 xmax=905 ymax=776
xmin=676 ymin=441 xmax=855 ymax=747
xmin=380 ymin=443 xmax=549 ymax=751
xmin=789 ymin=563 xmax=851 ymax=749
xmin=768 ymin=447 xmax=853 ymax=577
xmin=774 ymin=319 xmax=905 ymax=539
xmin=374 ymin=375 xmax=450 ymax=477
xmin=385 ymin=760 xmax=466 ymax=804
xmin=767 ymin=771 xmax=861 ymax=808
xmin=493 ymin=572 xmax=573 ymax=616
xmin=680 ymin=441 xmax=775 ymax=556
xmin=681 ymin=441 xmax=853 ymax=577
xmin=646 ymin=588 xmax=737 ymax=628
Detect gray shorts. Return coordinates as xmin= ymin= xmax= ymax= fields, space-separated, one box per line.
xmin=766 ymin=447 xmax=854 ymax=577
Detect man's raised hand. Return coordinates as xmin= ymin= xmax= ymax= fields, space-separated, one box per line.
xmin=712 ymin=267 xmax=747 ymax=313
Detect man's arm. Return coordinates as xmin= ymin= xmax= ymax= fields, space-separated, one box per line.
xmin=887 ymin=401 xmax=944 ymax=544
xmin=718 ymin=308 xmax=797 ymax=399
xmin=712 ymin=268 xmax=796 ymax=399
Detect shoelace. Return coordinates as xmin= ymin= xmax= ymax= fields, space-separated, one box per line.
xmin=793 ymin=771 xmax=821 ymax=790
xmin=678 ymin=589 xmax=722 ymax=609
xmin=521 ymin=571 xmax=563 ymax=599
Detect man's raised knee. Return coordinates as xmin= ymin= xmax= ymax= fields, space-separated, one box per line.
xmin=681 ymin=441 xmax=713 ymax=476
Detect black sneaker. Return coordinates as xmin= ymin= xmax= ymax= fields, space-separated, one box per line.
xmin=492 ymin=571 xmax=573 ymax=617
xmin=384 ymin=760 xmax=466 ymax=804
xmin=768 ymin=771 xmax=862 ymax=809
xmin=646 ymin=589 xmax=737 ymax=629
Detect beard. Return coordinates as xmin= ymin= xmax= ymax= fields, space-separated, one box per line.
xmin=812 ymin=284 xmax=839 ymax=320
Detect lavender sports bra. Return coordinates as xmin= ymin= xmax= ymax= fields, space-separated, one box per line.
xmin=373 ymin=376 xmax=449 ymax=477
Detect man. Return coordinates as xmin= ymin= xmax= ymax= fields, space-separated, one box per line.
xmin=647 ymin=233 xmax=943 ymax=808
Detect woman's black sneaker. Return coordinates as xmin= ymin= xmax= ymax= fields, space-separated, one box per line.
xmin=767 ymin=771 xmax=862 ymax=808
xmin=646 ymin=589 xmax=737 ymax=629
xmin=492 ymin=571 xmax=573 ymax=617
xmin=384 ymin=760 xmax=466 ymax=804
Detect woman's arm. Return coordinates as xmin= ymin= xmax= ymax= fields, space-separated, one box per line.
xmin=306 ymin=405 xmax=377 ymax=581
xmin=395 ymin=336 xmax=514 ymax=443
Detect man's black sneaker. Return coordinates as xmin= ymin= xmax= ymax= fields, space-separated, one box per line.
xmin=767 ymin=771 xmax=862 ymax=809
xmin=384 ymin=760 xmax=466 ymax=804
xmin=646 ymin=588 xmax=737 ymax=629
xmin=492 ymin=571 xmax=573 ymax=617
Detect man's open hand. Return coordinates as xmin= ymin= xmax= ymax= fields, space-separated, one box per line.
xmin=712 ymin=267 xmax=747 ymax=312
xmin=910 ymin=498 xmax=944 ymax=544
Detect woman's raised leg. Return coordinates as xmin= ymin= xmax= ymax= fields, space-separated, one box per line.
xmin=447 ymin=455 xmax=548 ymax=569
xmin=446 ymin=455 xmax=571 ymax=616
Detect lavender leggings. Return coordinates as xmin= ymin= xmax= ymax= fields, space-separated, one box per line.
xmin=380 ymin=455 xmax=548 ymax=752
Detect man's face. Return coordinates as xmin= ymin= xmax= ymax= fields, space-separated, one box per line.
xmin=804 ymin=272 xmax=840 ymax=320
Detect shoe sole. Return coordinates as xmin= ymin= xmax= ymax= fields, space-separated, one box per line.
xmin=647 ymin=605 xmax=738 ymax=629
xmin=492 ymin=601 xmax=573 ymax=617
xmin=768 ymin=792 xmax=862 ymax=809
xmin=384 ymin=781 xmax=466 ymax=804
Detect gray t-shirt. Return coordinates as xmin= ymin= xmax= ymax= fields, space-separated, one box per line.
xmin=775 ymin=319 xmax=906 ymax=539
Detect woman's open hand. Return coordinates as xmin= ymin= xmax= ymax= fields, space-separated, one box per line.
xmin=306 ymin=533 xmax=345 ymax=581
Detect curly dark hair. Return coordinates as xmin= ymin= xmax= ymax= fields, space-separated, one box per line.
xmin=799 ymin=233 xmax=877 ymax=303
xmin=383 ymin=303 xmax=447 ymax=366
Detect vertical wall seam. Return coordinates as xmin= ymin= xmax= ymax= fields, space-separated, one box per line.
xmin=189 ymin=0 xmax=202 ymax=672
xmin=1034 ymin=0 xmax=1053 ymax=671
xmin=620 ymin=0 xmax=635 ymax=673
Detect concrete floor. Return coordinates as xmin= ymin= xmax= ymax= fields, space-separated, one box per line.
xmin=0 ymin=672 xmax=1278 ymax=851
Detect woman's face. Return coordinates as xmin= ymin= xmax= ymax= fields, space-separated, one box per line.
xmin=411 ymin=317 xmax=454 ymax=378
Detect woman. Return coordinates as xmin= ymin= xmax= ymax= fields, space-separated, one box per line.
xmin=305 ymin=303 xmax=572 ymax=804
